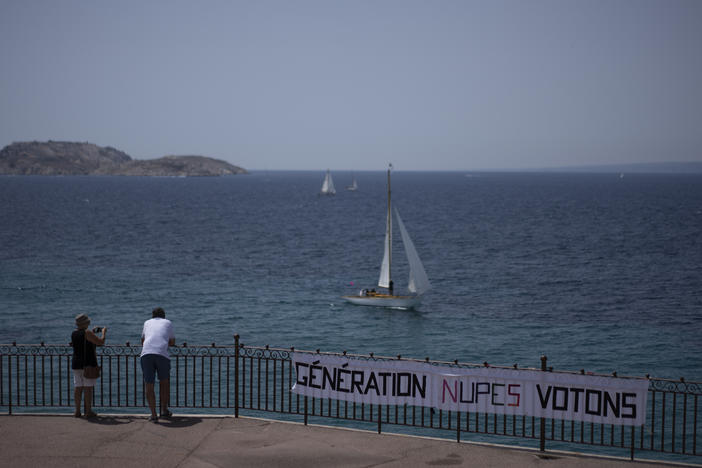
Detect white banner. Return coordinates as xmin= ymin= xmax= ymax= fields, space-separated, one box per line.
xmin=291 ymin=353 xmax=649 ymax=426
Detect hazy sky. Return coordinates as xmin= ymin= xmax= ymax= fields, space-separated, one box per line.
xmin=1 ymin=0 xmax=700 ymax=171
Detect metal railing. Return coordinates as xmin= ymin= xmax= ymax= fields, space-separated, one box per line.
xmin=1 ymin=338 xmax=700 ymax=464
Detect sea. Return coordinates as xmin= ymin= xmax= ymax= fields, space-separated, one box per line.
xmin=1 ymin=171 xmax=701 ymax=382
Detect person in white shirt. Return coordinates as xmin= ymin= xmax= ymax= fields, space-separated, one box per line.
xmin=140 ymin=307 xmax=176 ymax=422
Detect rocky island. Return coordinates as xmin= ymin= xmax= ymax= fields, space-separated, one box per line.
xmin=0 ymin=141 xmax=247 ymax=176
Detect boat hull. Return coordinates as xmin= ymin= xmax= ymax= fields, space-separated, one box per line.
xmin=342 ymin=294 xmax=421 ymax=310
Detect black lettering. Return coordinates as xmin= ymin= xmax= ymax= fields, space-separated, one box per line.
xmin=337 ymin=369 xmax=351 ymax=393
xmin=322 ymin=366 xmax=335 ymax=390
xmin=351 ymin=370 xmax=364 ymax=394
xmin=412 ymin=374 xmax=426 ymax=398
xmin=295 ymin=362 xmax=309 ymax=386
xmin=308 ymin=365 xmax=322 ymax=389
xmin=622 ymin=392 xmax=637 ymax=419
xmin=459 ymin=381 xmax=475 ymax=403
xmin=309 ymin=365 xmax=322 ymax=388
xmin=604 ymin=391 xmax=620 ymax=417
xmin=569 ymin=388 xmax=584 ymax=412
xmin=553 ymin=386 xmax=569 ymax=411
xmin=476 ymin=382 xmax=490 ymax=401
xmin=378 ymin=372 xmax=391 ymax=396
xmin=397 ymin=373 xmax=411 ymax=397
xmin=492 ymin=383 xmax=505 ymax=406
xmin=585 ymin=389 xmax=602 ymax=416
xmin=537 ymin=384 xmax=552 ymax=409
xmin=364 ymin=372 xmax=380 ymax=395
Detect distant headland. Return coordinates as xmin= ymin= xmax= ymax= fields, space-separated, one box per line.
xmin=0 ymin=141 xmax=247 ymax=176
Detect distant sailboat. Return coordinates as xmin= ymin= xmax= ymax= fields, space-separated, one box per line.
xmin=320 ymin=169 xmax=336 ymax=195
xmin=342 ymin=164 xmax=430 ymax=309
xmin=346 ymin=175 xmax=358 ymax=191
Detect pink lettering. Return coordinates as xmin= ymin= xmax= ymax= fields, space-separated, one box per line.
xmin=442 ymin=380 xmax=458 ymax=403
xmin=508 ymin=384 xmax=521 ymax=407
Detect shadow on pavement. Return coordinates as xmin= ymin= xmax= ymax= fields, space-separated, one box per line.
xmin=156 ymin=416 xmax=203 ymax=428
xmin=83 ymin=415 xmax=203 ymax=428
xmin=85 ymin=416 xmax=135 ymax=426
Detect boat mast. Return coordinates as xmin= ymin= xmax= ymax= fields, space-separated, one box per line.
xmin=387 ymin=163 xmax=392 ymax=292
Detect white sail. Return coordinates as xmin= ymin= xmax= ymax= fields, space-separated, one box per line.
xmin=378 ymin=166 xmax=392 ymax=288
xmin=320 ymin=170 xmax=336 ymax=195
xmin=378 ymin=228 xmax=391 ymax=288
xmin=395 ymin=209 xmax=431 ymax=295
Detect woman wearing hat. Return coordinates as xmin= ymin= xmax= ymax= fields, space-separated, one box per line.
xmin=71 ymin=314 xmax=107 ymax=418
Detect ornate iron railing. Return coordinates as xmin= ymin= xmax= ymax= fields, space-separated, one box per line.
xmin=1 ymin=339 xmax=699 ymax=464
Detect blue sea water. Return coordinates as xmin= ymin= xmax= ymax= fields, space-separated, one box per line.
xmin=1 ymin=172 xmax=701 ymax=381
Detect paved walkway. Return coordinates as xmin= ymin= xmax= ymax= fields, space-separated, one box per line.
xmin=0 ymin=414 xmax=672 ymax=467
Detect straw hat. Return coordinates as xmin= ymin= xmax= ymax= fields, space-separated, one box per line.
xmin=75 ymin=314 xmax=91 ymax=329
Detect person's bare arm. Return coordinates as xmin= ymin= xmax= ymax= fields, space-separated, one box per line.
xmin=86 ymin=328 xmax=107 ymax=346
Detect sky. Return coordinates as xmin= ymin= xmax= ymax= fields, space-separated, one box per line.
xmin=1 ymin=0 xmax=701 ymax=171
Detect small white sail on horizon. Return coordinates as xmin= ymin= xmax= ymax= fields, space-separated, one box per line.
xmin=320 ymin=169 xmax=336 ymax=195
xmin=346 ymin=176 xmax=358 ymax=191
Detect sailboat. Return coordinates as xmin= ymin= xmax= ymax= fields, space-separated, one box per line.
xmin=342 ymin=164 xmax=430 ymax=309
xmin=320 ymin=169 xmax=336 ymax=195
xmin=346 ymin=175 xmax=358 ymax=191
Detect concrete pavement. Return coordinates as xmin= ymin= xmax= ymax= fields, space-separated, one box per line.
xmin=0 ymin=414 xmax=673 ymax=467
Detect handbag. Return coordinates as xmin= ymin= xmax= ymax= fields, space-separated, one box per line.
xmin=83 ymin=365 xmax=101 ymax=379
xmin=82 ymin=330 xmax=101 ymax=379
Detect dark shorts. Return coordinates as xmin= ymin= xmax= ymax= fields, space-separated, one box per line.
xmin=140 ymin=354 xmax=170 ymax=383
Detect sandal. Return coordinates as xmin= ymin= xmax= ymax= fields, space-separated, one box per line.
xmin=85 ymin=411 xmax=98 ymax=418
xmin=74 ymin=411 xmax=82 ymax=418
xmin=160 ymin=409 xmax=173 ymax=419
xmin=148 ymin=415 xmax=159 ymax=422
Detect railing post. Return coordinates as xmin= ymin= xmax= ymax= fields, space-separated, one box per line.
xmin=377 ymin=404 xmax=382 ymax=434
xmin=540 ymin=355 xmax=547 ymax=452
xmin=234 ymin=335 xmax=239 ymax=418
xmin=457 ymin=410 xmax=461 ymax=443
xmin=7 ymin=354 xmax=12 ymax=415
xmin=630 ymin=425 xmax=635 ymax=461
xmin=304 ymin=395 xmax=308 ymax=426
